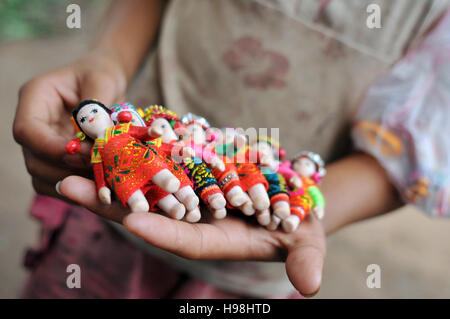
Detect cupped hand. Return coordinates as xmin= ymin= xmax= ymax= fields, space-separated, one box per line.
xmin=13 ymin=50 xmax=128 ymax=198
xmin=58 ymin=175 xmax=326 ymax=297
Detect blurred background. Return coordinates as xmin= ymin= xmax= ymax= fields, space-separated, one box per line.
xmin=1 ymin=0 xmax=449 ymax=299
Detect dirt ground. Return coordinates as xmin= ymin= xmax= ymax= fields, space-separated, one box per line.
xmin=1 ymin=33 xmax=450 ymax=299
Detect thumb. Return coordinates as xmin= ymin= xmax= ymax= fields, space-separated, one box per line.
xmin=79 ymin=73 xmax=124 ymax=106
xmin=285 ymin=218 xmax=326 ymax=297
xmin=59 ymin=175 xmax=128 ymax=223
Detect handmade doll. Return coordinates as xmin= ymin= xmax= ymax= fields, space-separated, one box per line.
xmin=180 ymin=113 xmax=255 ymax=214
xmin=65 ymin=100 xmax=187 ymax=217
xmin=108 ymin=103 xmax=201 ymax=222
xmin=248 ymin=136 xmax=291 ymax=230
xmin=281 ymin=151 xmax=326 ymax=233
xmin=214 ymin=128 xmax=272 ymax=225
xmin=202 ymin=127 xmax=255 ymax=216
xmin=142 ymin=106 xmax=227 ymax=219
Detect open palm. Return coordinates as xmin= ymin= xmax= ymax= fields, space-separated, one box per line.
xmin=14 ymin=51 xmax=326 ymax=297
xmin=59 ymin=175 xmax=326 ymax=297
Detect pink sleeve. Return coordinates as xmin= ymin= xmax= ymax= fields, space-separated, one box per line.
xmin=277 ymin=161 xmax=297 ymax=180
xmin=201 ymin=145 xmax=217 ymax=164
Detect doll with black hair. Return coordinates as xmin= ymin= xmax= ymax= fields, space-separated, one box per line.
xmin=66 ymin=100 xmax=189 ymax=216
xmin=109 ymin=103 xmax=201 ymax=222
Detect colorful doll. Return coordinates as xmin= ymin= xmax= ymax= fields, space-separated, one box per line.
xmin=108 ymin=103 xmax=201 ymax=222
xmin=249 ymin=136 xmax=291 ymax=230
xmin=214 ymin=128 xmax=272 ymax=225
xmin=142 ymin=106 xmax=227 ymax=219
xmin=65 ymin=100 xmax=187 ymax=217
xmin=201 ymin=127 xmax=255 ymax=216
xmin=281 ymin=151 xmax=326 ymax=233
xmin=180 ymin=113 xmax=255 ymax=214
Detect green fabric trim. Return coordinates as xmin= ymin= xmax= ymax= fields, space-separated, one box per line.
xmin=308 ymin=185 xmax=325 ymax=208
xmin=215 ymin=142 xmax=238 ymax=157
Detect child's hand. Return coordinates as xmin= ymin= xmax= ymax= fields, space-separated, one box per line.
xmin=13 ymin=50 xmax=128 ymax=199
xmin=57 ymin=174 xmax=326 ymax=297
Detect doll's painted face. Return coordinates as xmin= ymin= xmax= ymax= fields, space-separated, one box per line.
xmin=293 ymin=157 xmax=316 ymax=177
xmin=150 ymin=118 xmax=177 ymax=143
xmin=184 ymin=124 xmax=206 ymax=144
xmin=76 ymin=103 xmax=114 ymax=139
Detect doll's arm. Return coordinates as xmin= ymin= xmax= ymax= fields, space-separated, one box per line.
xmin=277 ymin=161 xmax=302 ymax=188
xmin=129 ymin=125 xmax=163 ymax=140
xmin=159 ymin=142 xmax=194 ymax=161
xmin=93 ymin=163 xmax=111 ymax=205
xmin=93 ymin=163 xmax=107 ymax=190
xmin=202 ymin=145 xmax=225 ymax=171
xmin=129 ymin=126 xmax=151 ymax=140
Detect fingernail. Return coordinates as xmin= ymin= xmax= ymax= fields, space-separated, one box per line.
xmin=55 ymin=181 xmax=62 ymax=195
xmin=302 ymin=287 xmax=320 ymax=298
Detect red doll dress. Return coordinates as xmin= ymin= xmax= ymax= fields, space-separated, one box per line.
xmin=143 ymin=138 xmax=194 ymax=207
xmin=91 ymin=123 xmax=171 ymax=208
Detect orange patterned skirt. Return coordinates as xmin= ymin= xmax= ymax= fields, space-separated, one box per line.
xmin=102 ymin=134 xmax=169 ymax=206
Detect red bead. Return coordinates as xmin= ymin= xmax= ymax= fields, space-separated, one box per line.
xmin=117 ymin=111 xmax=132 ymax=123
xmin=65 ymin=139 xmax=81 ymax=154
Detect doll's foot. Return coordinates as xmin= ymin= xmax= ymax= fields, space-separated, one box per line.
xmin=282 ymin=215 xmax=300 ymax=233
xmin=272 ymin=201 xmax=291 ymax=219
xmin=157 ymin=194 xmax=186 ymax=220
xmin=130 ymin=199 xmax=150 ymax=213
xmin=162 ymin=177 xmax=181 ymax=193
xmin=228 ymin=193 xmax=247 ymax=207
xmin=247 ymin=184 xmax=270 ymax=211
xmin=252 ymin=196 xmax=270 ymax=211
xmin=128 ymin=190 xmax=150 ymax=212
xmin=175 ymin=186 xmax=200 ymax=211
xmin=169 ymin=203 xmax=186 ymax=220
xmin=185 ymin=207 xmax=201 ymax=223
xmin=212 ymin=208 xmax=227 ymax=219
xmin=226 ymin=186 xmax=247 ymax=207
xmin=152 ymin=169 xmax=180 ymax=193
xmin=208 ymin=193 xmax=226 ymax=210
xmin=266 ymin=215 xmax=281 ymax=231
xmin=240 ymin=200 xmax=255 ymax=216
xmin=256 ymin=209 xmax=271 ymax=226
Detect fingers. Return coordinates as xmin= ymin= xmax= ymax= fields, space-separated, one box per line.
xmin=284 ymin=216 xmax=326 ymax=297
xmin=58 ymin=175 xmax=129 ymax=223
xmin=32 ymin=176 xmax=63 ymax=198
xmin=23 ymin=148 xmax=91 ymax=185
xmin=79 ymin=72 xmax=123 ymax=106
